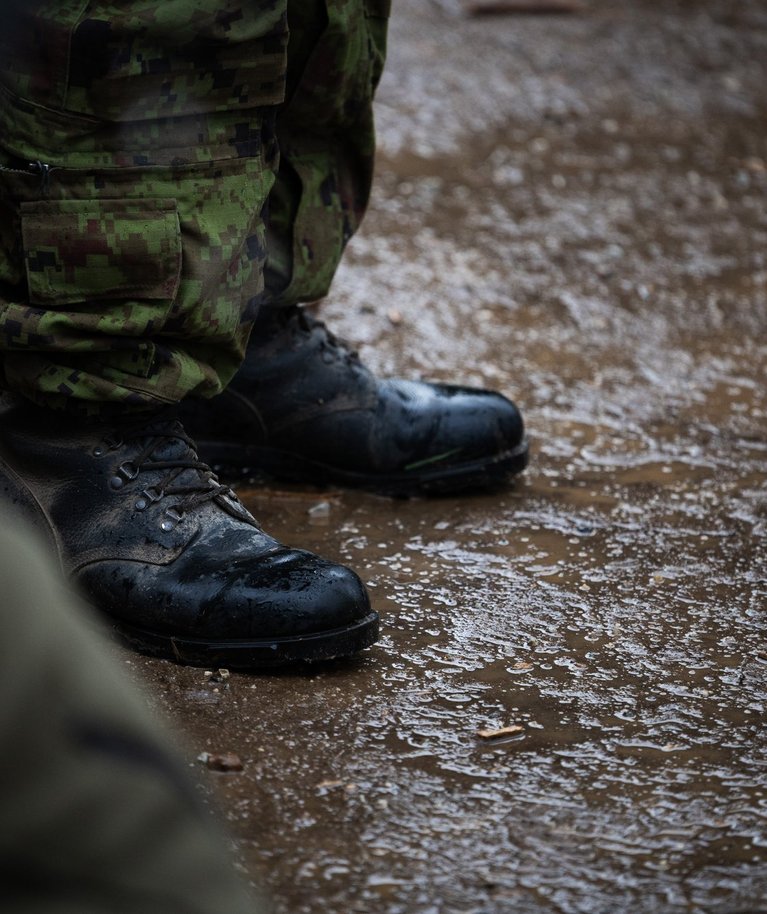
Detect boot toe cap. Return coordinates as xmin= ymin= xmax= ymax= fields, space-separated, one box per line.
xmin=77 ymin=542 xmax=371 ymax=645
xmin=377 ymin=379 xmax=525 ymax=466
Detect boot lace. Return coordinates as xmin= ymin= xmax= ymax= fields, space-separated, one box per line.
xmin=99 ymin=415 xmax=252 ymax=530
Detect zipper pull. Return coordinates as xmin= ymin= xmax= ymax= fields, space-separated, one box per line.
xmin=28 ymin=161 xmax=51 ymax=198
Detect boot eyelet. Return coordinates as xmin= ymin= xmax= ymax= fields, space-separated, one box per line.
xmin=160 ymin=506 xmax=184 ymax=531
xmin=93 ymin=446 xmax=104 ymax=457
xmin=118 ymin=461 xmax=139 ymax=481
xmin=110 ymin=461 xmax=139 ymax=490
xmin=136 ymin=486 xmax=163 ymax=511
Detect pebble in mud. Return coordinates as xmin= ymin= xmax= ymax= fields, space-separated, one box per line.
xmin=198 ymin=752 xmax=244 ymax=773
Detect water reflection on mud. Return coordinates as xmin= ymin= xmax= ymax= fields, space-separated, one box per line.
xmin=131 ymin=1 xmax=767 ymax=911
xmin=134 ymin=445 xmax=767 ymax=912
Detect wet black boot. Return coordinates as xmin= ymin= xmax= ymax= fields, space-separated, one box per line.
xmin=179 ymin=306 xmax=529 ymax=497
xmin=0 ymin=397 xmax=377 ymax=668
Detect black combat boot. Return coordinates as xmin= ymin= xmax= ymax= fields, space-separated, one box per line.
xmin=179 ymin=306 xmax=529 ymax=497
xmin=0 ymin=397 xmax=377 ymax=668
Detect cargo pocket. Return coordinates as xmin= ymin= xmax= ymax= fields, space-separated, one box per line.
xmin=20 ymin=198 xmax=181 ymax=319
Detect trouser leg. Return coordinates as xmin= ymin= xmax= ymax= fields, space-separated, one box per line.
xmin=0 ymin=0 xmax=288 ymax=414
xmin=264 ymin=0 xmax=391 ymax=305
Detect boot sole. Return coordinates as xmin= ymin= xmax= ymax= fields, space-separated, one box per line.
xmin=200 ymin=438 xmax=529 ymax=498
xmin=112 ymin=611 xmax=380 ymax=670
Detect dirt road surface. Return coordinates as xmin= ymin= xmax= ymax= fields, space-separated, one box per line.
xmin=129 ymin=2 xmax=767 ymax=911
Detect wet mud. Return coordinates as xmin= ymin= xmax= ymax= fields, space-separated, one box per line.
xmin=129 ymin=1 xmax=767 ymax=911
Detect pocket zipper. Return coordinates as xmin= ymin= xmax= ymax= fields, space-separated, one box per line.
xmin=0 ymin=160 xmax=54 ymax=196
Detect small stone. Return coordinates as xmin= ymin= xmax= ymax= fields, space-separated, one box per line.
xmin=316 ymin=779 xmax=345 ymax=790
xmin=387 ymin=308 xmax=403 ymax=326
xmin=202 ymin=752 xmax=244 ymax=772
xmin=308 ymin=501 xmax=332 ymax=525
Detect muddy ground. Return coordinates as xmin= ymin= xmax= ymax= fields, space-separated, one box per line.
xmin=128 ymin=1 xmax=767 ymax=912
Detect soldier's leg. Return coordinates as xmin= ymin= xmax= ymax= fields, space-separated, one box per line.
xmin=0 ymin=0 xmax=377 ymax=668
xmin=181 ymin=0 xmax=529 ymax=497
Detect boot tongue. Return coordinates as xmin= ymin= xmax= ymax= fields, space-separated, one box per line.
xmin=123 ymin=417 xmax=213 ymax=494
xmin=149 ymin=436 xmax=208 ymax=489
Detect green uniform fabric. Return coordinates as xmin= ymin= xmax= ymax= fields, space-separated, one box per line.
xmin=0 ymin=0 xmax=389 ymax=413
xmin=0 ymin=521 xmax=264 ymax=914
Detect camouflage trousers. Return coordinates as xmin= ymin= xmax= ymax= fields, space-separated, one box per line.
xmin=0 ymin=0 xmax=389 ymax=413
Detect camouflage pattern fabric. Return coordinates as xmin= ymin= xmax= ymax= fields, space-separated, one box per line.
xmin=265 ymin=0 xmax=390 ymax=304
xmin=0 ymin=0 xmax=389 ymax=413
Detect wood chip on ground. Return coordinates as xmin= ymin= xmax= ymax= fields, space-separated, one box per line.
xmin=476 ymin=724 xmax=525 ymax=740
